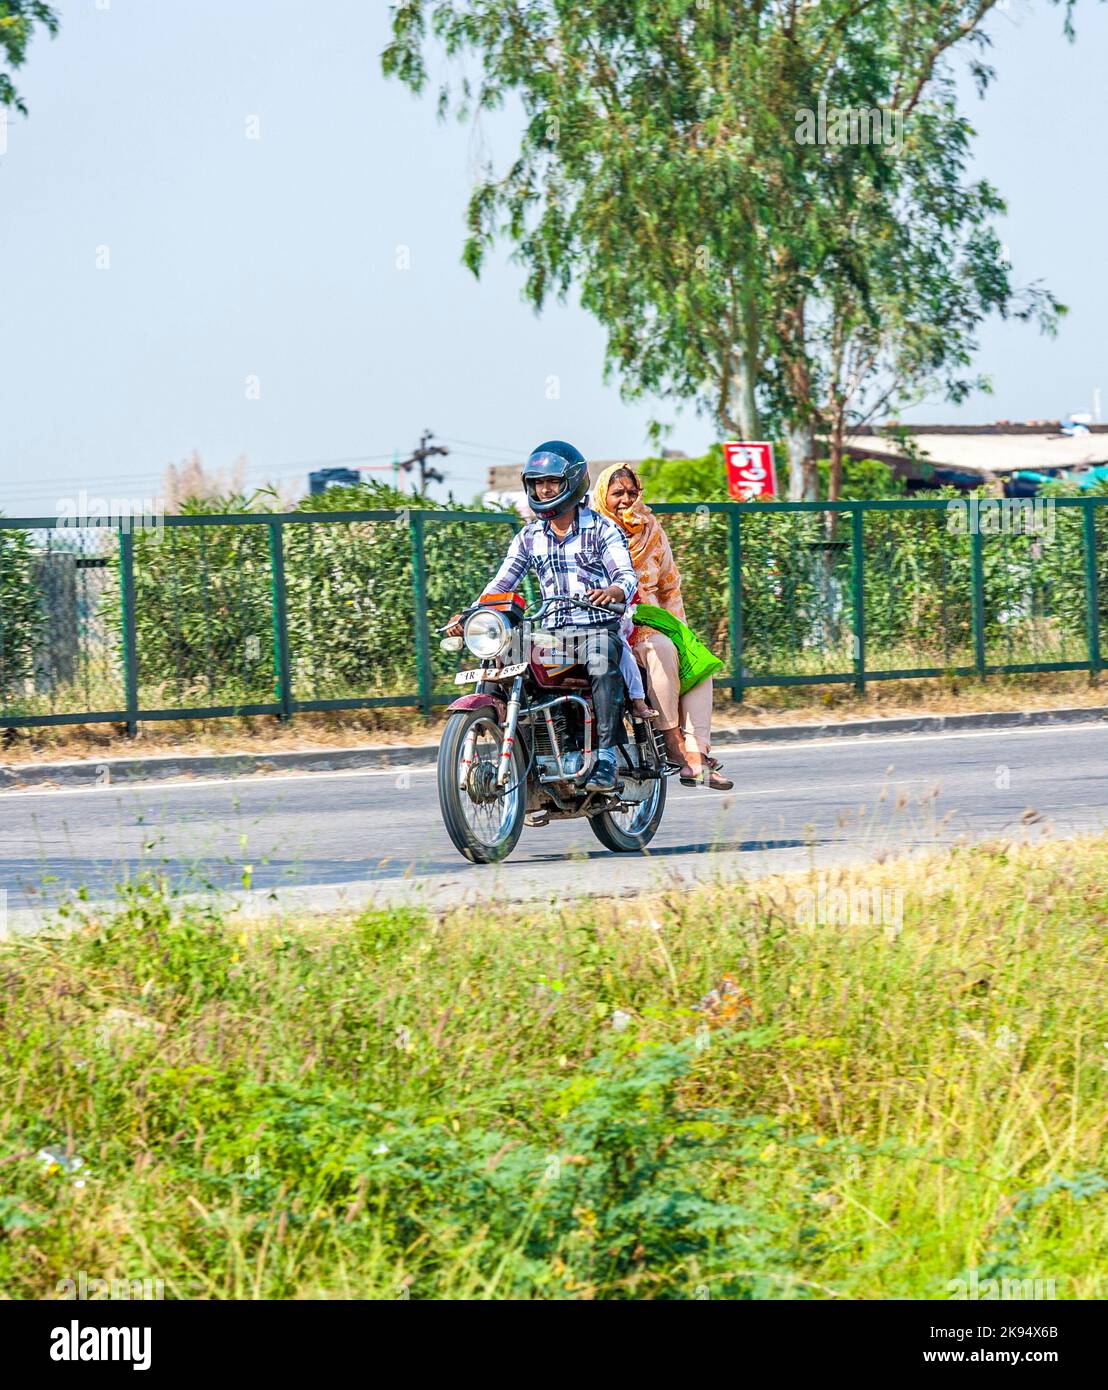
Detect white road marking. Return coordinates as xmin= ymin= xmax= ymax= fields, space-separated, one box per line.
xmin=2 ymin=763 xmax=438 ymax=799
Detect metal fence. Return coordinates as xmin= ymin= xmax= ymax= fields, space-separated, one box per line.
xmin=1 ymin=496 xmax=1104 ymax=732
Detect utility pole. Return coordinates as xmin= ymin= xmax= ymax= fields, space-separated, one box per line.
xmin=396 ymin=430 xmax=449 ymax=493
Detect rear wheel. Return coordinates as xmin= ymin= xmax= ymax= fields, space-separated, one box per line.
xmin=588 ymin=730 xmax=667 ymax=853
xmin=437 ymin=708 xmax=526 ymax=863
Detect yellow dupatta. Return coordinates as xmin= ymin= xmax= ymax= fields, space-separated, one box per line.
xmin=592 ymin=463 xmax=683 ymax=619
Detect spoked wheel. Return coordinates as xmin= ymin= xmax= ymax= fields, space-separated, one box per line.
xmin=437 ymin=708 xmax=527 ymax=863
xmin=588 ymin=727 xmax=667 ymax=853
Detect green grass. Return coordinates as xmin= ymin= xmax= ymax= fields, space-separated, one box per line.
xmin=1 ymin=836 xmax=1106 ymax=1300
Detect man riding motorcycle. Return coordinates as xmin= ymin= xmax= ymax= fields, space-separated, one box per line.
xmin=446 ymin=440 xmax=637 ymax=794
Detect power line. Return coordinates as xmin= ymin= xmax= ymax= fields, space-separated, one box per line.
xmin=440 ymin=436 xmax=528 ymax=459
xmin=0 ymin=436 xmax=522 ymax=508
xmin=1 ymin=470 xmax=170 ymax=494
xmin=257 ymin=461 xmax=400 ymax=478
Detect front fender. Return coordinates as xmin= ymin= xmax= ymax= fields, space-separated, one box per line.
xmin=447 ymin=692 xmax=507 ymax=720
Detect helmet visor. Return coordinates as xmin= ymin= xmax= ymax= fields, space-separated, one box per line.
xmin=521 ymin=451 xmax=571 ymax=481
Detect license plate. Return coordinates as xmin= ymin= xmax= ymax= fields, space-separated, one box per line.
xmin=454 ymin=661 xmax=527 ymax=684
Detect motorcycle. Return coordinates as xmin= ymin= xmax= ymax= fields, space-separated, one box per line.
xmin=436 ymin=591 xmax=672 ymax=863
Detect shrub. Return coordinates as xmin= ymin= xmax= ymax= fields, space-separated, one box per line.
xmin=0 ymin=522 xmax=40 ymax=706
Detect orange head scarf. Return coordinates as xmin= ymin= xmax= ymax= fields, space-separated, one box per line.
xmin=592 ymin=463 xmax=679 ymax=613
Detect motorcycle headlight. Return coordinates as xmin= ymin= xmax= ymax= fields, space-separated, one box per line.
xmin=463 ymin=609 xmax=511 ymax=660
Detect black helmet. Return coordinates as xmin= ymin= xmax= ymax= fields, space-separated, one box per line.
xmin=521 ymin=440 xmax=589 ymax=520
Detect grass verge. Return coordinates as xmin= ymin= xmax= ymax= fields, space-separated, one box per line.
xmin=1 ymin=835 xmax=1105 ymax=1300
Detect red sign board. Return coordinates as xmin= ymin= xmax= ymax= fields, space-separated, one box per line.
xmin=724 ymin=441 xmax=777 ymax=501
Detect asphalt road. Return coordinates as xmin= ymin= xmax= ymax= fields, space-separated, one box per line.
xmin=1 ymin=724 xmax=1105 ymax=932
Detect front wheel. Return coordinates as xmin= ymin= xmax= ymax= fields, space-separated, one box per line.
xmin=437 ymin=708 xmax=526 ymax=863
xmin=588 ymin=735 xmax=667 ymax=853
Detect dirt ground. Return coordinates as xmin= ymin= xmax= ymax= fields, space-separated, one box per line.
xmin=3 ymin=670 xmax=1104 ymax=766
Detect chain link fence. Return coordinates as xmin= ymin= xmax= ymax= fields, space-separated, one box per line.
xmin=1 ymin=496 xmax=1104 ymax=731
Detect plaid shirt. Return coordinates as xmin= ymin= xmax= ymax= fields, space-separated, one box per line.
xmin=487 ymin=506 xmax=638 ymax=628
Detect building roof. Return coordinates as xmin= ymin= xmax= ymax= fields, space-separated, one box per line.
xmin=486 ymin=428 xmax=1108 ymax=504
xmin=847 ymin=423 xmax=1108 ymax=480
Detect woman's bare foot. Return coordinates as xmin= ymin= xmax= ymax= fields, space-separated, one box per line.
xmin=661 ymin=728 xmax=685 ymax=767
xmin=679 ymin=762 xmax=734 ymax=790
xmin=677 ymin=747 xmax=733 ymax=790
xmin=631 ymin=698 xmax=658 ymax=720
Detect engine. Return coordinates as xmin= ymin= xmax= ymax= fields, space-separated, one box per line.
xmin=529 ymin=704 xmax=586 ymax=783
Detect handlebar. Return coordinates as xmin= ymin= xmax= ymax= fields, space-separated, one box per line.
xmin=533 ymin=596 xmax=627 ymax=620
xmin=437 ymin=594 xmax=627 ymax=634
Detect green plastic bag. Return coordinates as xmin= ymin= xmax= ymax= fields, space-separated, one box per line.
xmin=632 ymin=603 xmax=724 ymax=695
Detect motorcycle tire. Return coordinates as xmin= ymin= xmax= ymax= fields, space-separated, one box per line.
xmin=437 ymin=708 xmax=527 ymax=863
xmin=588 ymin=746 xmax=667 ymax=854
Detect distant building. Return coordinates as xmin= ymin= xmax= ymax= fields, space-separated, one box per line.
xmin=846 ymin=422 xmax=1108 ymax=493
xmin=486 ymin=426 xmax=1108 ymax=505
xmin=309 ymin=466 xmax=362 ymax=494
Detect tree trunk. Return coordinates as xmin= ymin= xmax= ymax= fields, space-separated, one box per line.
xmin=731 ymin=351 xmax=760 ymax=439
xmin=781 ymin=296 xmax=819 ymax=501
xmin=823 ymin=427 xmax=846 ymax=546
xmin=730 ymin=291 xmax=761 ymax=439
xmin=786 ymin=419 xmax=818 ymax=501
xmin=828 ymin=432 xmax=845 ymax=503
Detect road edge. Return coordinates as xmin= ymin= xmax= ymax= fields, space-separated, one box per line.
xmin=3 ymin=703 xmax=1107 ymax=790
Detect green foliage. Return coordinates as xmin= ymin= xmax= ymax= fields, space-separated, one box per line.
xmin=383 ymin=1 xmax=1064 ymax=499
xmin=0 ymin=1 xmax=59 ymax=114
xmin=624 ymin=472 xmax=1096 ymax=676
xmin=79 ymin=875 xmax=247 ymax=1006
xmin=637 ymin=448 xmax=905 ymax=503
xmin=637 ymin=446 xmax=732 ymax=504
xmin=816 ymin=457 xmax=906 ymax=502
xmin=1 ymin=837 xmax=1105 ymax=1298
xmin=0 ymin=522 xmax=39 ymax=702
xmin=103 ymin=484 xmax=1108 ymax=707
xmin=975 ymin=1172 xmax=1108 ymax=1284
xmin=291 ymin=481 xmax=518 ymax=693
xmin=120 ymin=482 xmax=519 ymax=705
xmin=1032 ymin=479 xmax=1108 ymax=643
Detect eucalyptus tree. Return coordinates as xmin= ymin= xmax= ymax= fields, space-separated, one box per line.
xmin=0 ymin=1 xmax=59 ymax=114
xmin=777 ymin=80 xmax=1063 ymax=502
xmin=384 ymin=1 xmax=1065 ymax=498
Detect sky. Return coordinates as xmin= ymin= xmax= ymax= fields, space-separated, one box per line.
xmin=0 ymin=0 xmax=1105 ymax=515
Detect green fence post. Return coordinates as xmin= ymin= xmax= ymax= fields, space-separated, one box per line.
xmin=850 ymin=506 xmax=866 ymax=694
xmin=267 ymin=520 xmax=293 ymax=721
xmin=728 ymin=505 xmax=744 ymax=702
xmin=409 ymin=510 xmax=433 ymax=716
xmin=970 ymin=525 xmax=986 ymax=676
xmin=118 ymin=527 xmax=139 ymax=736
xmin=1082 ymin=502 xmax=1102 ymax=679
